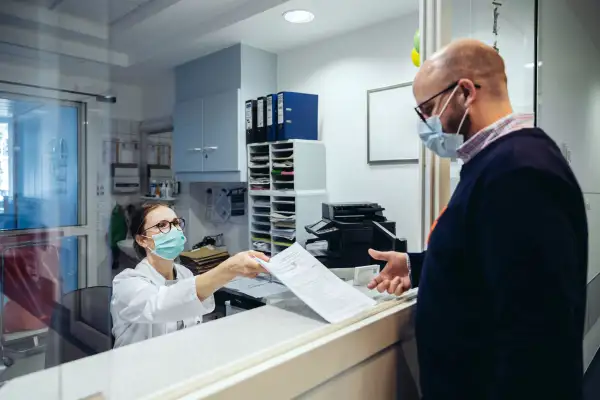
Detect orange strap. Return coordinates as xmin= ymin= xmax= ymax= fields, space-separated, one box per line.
xmin=427 ymin=205 xmax=447 ymax=245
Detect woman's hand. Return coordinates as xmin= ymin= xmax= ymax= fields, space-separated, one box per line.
xmin=194 ymin=251 xmax=271 ymax=301
xmin=220 ymin=250 xmax=270 ymax=279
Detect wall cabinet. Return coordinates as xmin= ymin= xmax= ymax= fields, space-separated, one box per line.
xmin=173 ymin=97 xmax=203 ymax=173
xmin=173 ymin=89 xmax=244 ymax=182
xmin=173 ymin=44 xmax=277 ymax=183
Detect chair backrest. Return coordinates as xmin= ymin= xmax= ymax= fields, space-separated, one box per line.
xmin=45 ymin=286 xmax=113 ymax=368
xmin=0 ymin=237 xmax=62 ymax=334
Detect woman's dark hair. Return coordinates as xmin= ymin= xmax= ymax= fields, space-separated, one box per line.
xmin=130 ymin=203 xmax=169 ymax=259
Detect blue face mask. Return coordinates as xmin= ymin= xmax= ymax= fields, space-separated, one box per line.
xmin=147 ymin=228 xmax=186 ymax=260
xmin=418 ymin=86 xmax=469 ymax=159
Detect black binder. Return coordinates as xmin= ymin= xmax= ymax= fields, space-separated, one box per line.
xmin=245 ymin=100 xmax=257 ymax=144
xmin=256 ymin=96 xmax=268 ymax=143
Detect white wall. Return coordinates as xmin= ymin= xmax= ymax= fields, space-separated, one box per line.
xmin=277 ymin=15 xmax=422 ymax=251
xmin=174 ymin=182 xmax=249 ymax=254
xmin=141 ymin=71 xmax=176 ymax=120
xmin=536 ymin=0 xmax=600 ymax=370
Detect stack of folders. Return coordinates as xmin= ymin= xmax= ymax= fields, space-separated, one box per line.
xmin=249 ymin=153 xmax=270 ymax=190
xmin=249 ymin=176 xmax=270 ymax=185
xmin=250 ymin=154 xmax=269 ymax=162
xmin=180 ymin=247 xmax=230 ymax=275
xmin=253 ymin=200 xmax=271 ymax=208
xmin=271 ymin=228 xmax=295 ymax=241
xmin=270 ymin=212 xmax=295 ymax=226
xmin=271 ymin=212 xmax=296 ymax=247
xmin=249 ymin=154 xmax=269 ymax=169
xmin=252 ymin=241 xmax=271 ymax=253
xmin=272 ymin=160 xmax=293 ymax=168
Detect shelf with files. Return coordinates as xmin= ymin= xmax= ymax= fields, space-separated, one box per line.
xmin=248 ymin=190 xmax=328 ymax=256
xmin=247 ymin=140 xmax=327 ymax=255
xmin=248 ymin=143 xmax=271 ymax=190
xmin=270 ymin=194 xmax=296 ymax=256
xmin=250 ymin=194 xmax=272 ymax=254
xmin=271 ymin=143 xmax=294 ymax=192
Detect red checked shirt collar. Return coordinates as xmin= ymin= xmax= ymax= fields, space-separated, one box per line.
xmin=457 ymin=113 xmax=535 ymax=163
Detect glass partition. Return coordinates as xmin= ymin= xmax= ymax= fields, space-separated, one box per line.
xmin=0 ymin=0 xmax=114 ymax=393
xmin=0 ymin=0 xmax=425 ymax=398
xmin=448 ymin=0 xmax=538 ymax=195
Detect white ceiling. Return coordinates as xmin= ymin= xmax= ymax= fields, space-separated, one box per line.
xmin=14 ymin=0 xmax=157 ymax=24
xmin=0 ymin=0 xmax=419 ymax=83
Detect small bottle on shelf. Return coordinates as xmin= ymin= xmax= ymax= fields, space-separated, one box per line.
xmin=149 ymin=179 xmax=157 ymax=197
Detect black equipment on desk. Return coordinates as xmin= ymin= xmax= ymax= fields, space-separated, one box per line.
xmin=305 ymin=202 xmax=407 ymax=269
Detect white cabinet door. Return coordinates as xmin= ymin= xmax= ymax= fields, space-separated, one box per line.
xmin=202 ymin=89 xmax=240 ymax=172
xmin=586 ymin=193 xmax=600 ymax=284
xmin=173 ymin=97 xmax=204 ymax=173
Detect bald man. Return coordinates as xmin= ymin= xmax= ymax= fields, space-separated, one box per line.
xmin=368 ymin=39 xmax=587 ymax=399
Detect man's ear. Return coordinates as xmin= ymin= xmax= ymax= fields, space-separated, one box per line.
xmin=459 ymin=79 xmax=477 ymax=107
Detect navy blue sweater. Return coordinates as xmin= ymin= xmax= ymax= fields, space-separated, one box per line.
xmin=409 ymin=128 xmax=588 ymax=400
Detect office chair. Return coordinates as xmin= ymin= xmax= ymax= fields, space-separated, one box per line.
xmin=0 ymin=235 xmax=61 ymax=380
xmin=45 ymin=286 xmax=114 ymax=368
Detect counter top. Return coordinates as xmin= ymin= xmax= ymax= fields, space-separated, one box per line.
xmin=1 ymin=286 xmax=416 ymax=400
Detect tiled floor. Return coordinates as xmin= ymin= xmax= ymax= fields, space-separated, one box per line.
xmin=585 ymin=351 xmax=600 ymax=400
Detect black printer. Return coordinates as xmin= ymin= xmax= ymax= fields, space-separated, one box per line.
xmin=305 ymin=202 xmax=407 ymax=268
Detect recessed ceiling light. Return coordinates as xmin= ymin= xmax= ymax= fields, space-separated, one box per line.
xmin=283 ymin=10 xmax=315 ymax=24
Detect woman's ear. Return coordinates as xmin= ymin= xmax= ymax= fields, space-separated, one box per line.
xmin=135 ymin=234 xmax=151 ymax=250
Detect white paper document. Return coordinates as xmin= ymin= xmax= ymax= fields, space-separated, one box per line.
xmin=259 ymin=243 xmax=377 ymax=323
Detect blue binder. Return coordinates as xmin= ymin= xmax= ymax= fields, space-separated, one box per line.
xmin=276 ymin=91 xmax=318 ymax=141
xmin=266 ymin=94 xmax=278 ymax=142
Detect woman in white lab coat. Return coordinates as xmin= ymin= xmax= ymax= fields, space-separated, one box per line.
xmin=111 ymin=203 xmax=268 ymax=348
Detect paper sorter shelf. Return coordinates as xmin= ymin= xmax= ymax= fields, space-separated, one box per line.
xmin=252 ymin=221 xmax=271 ymax=227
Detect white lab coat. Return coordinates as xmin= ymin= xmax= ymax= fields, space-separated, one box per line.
xmin=111 ymin=258 xmax=215 ymax=348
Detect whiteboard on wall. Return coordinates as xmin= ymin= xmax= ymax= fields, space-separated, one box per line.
xmin=367 ymin=82 xmax=420 ymax=164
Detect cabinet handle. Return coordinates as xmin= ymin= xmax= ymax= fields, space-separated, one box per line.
xmin=187 ymin=148 xmax=203 ymax=152
xmin=204 ymin=146 xmax=218 ymax=152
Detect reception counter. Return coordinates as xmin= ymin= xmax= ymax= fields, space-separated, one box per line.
xmin=0 ymin=284 xmax=420 ymax=399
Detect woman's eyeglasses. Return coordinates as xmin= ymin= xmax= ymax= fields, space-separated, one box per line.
xmin=143 ymin=218 xmax=186 ymax=234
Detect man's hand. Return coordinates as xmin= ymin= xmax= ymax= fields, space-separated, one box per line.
xmin=367 ymin=249 xmax=411 ymax=296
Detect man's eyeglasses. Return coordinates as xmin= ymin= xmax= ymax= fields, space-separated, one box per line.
xmin=414 ymin=81 xmax=481 ymax=124
xmin=143 ymin=218 xmax=186 ymax=234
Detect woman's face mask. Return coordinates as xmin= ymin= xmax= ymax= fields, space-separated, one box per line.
xmin=144 ymin=227 xmax=187 ymax=260
xmin=418 ymin=85 xmax=470 ymax=158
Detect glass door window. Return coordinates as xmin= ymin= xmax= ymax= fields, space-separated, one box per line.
xmin=447 ymin=0 xmax=538 ymax=197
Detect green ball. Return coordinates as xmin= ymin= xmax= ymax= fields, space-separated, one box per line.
xmin=414 ymin=30 xmax=420 ymax=53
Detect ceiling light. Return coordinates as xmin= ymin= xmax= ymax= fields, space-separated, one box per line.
xmin=283 ymin=10 xmax=315 ymax=24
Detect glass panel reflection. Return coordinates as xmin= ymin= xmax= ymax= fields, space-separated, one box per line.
xmin=0 ymin=0 xmax=427 ymax=398
xmin=0 ymin=95 xmax=80 ymax=231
